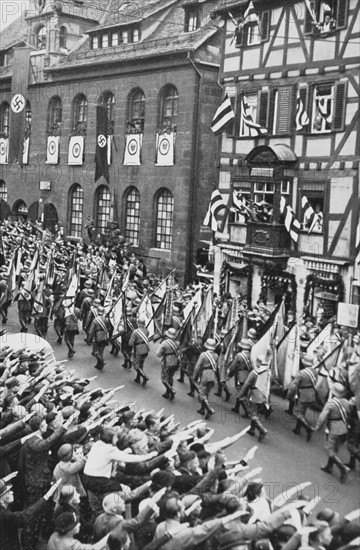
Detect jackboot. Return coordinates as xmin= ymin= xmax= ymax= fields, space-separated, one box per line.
xmin=254 ymin=418 xmax=267 ymax=442
xmin=292 ymin=420 xmax=302 ymax=435
xmin=285 ymin=400 xmax=295 ymax=416
xmin=320 ymin=457 xmax=334 ymax=474
xmin=203 ymin=399 xmax=215 ymax=420
xmin=247 ymin=419 xmax=256 ymax=436
xmin=187 ymin=380 xmax=196 ymax=397
xmin=345 ymin=455 xmax=357 ymax=470
xmin=177 ymin=371 xmax=185 ymax=383
xmin=241 ymin=400 xmax=250 ymax=419
xmin=197 ymin=402 xmax=205 ymax=415
xmin=332 ymin=456 xmax=350 ymax=483
xmin=134 ymin=371 xmax=141 ymax=384
xmin=223 ymin=384 xmax=231 ymax=402
xmin=214 ymin=386 xmax=222 ymax=397
xmin=162 ymin=386 xmax=170 ymax=399
xmin=231 ymin=399 xmax=240 ymax=413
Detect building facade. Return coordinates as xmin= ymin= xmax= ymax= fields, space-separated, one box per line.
xmin=211 ymin=0 xmax=360 ymax=320
xmin=0 ymin=0 xmax=222 ymax=284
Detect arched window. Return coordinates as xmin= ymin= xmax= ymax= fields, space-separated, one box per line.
xmin=0 ymin=180 xmax=7 ymax=202
xmin=159 ymin=85 xmax=178 ymax=130
xmin=95 ymin=185 xmax=111 ymax=233
xmin=155 ymin=189 xmax=174 ymax=250
xmin=72 ymin=94 xmax=88 ymax=133
xmin=128 ymin=89 xmax=145 ymax=132
xmin=99 ymin=91 xmax=115 ymax=132
xmin=36 ymin=25 xmax=47 ymax=49
xmin=47 ymin=96 xmax=62 ymax=135
xmin=124 ymin=187 xmax=140 ymax=246
xmin=59 ymin=26 xmax=67 ymax=49
xmin=69 ymin=184 xmax=84 ymax=237
xmin=0 ymin=103 xmax=10 ymax=137
xmin=13 ymin=200 xmax=28 ymax=220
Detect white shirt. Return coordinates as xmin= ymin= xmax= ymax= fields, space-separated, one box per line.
xmin=84 ymin=440 xmax=135 ymax=478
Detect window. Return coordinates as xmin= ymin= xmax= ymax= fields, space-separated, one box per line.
xmin=312 ymin=83 xmax=334 ymax=133
xmin=101 ymin=33 xmax=109 ymax=48
xmin=155 ymin=189 xmax=174 ymax=250
xmin=47 ymin=96 xmax=62 ymax=135
xmin=72 ymin=94 xmax=88 ymax=133
xmin=0 ymin=180 xmax=7 ymax=202
xmin=100 ymin=91 xmax=115 ymax=132
xmin=92 ymin=35 xmax=99 ymax=49
xmin=125 ymin=187 xmax=140 ymax=246
xmin=185 ymin=7 xmax=200 ymax=32
xmin=304 ymin=0 xmax=348 ymax=35
xmin=0 ymin=103 xmax=10 ymax=138
xmin=300 ymin=186 xmax=325 ymax=233
xmin=235 ymin=10 xmax=270 ymax=46
xmin=128 ymin=89 xmax=145 ymax=132
xmin=122 ymin=30 xmax=129 ymax=43
xmin=229 ymin=182 xmax=251 ymax=223
xmin=69 ymin=184 xmax=84 ymax=237
xmin=268 ymin=87 xmax=294 ymax=135
xmin=0 ymin=52 xmax=6 ymax=67
xmin=36 ymin=25 xmax=47 ymax=49
xmin=133 ymin=27 xmax=140 ymax=42
xmin=59 ymin=26 xmax=67 ymax=48
xmin=160 ymin=85 xmax=179 ymax=130
xmin=96 ymin=186 xmax=111 ymax=233
xmin=111 ymin=32 xmax=119 ymax=46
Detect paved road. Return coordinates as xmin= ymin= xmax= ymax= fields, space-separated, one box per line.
xmin=3 ymin=306 xmax=360 ymax=517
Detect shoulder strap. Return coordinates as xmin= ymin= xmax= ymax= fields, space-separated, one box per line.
xmin=332 ymin=397 xmax=348 ymax=424
xmin=134 ymin=328 xmax=149 ymax=348
xmin=239 ymin=352 xmax=252 ymax=371
xmin=166 ymin=339 xmax=179 ymax=356
xmin=304 ymin=368 xmax=317 ymax=388
xmin=96 ymin=317 xmax=109 ymax=336
xmin=204 ymin=351 xmax=217 ymax=372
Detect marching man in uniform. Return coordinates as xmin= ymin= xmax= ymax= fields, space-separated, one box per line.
xmin=227 ymin=339 xmax=253 ymax=418
xmin=88 ymin=306 xmax=112 ymax=371
xmin=239 ymin=354 xmax=269 ymax=442
xmin=156 ymin=327 xmax=180 ymax=401
xmin=129 ymin=316 xmax=150 ymax=386
xmin=193 ymin=338 xmax=218 ymax=420
xmin=315 ymin=382 xmax=351 ymax=483
xmin=287 ymin=354 xmax=317 ymax=442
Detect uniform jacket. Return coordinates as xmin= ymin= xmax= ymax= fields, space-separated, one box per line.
xmin=317 ymin=397 xmax=350 ymax=435
xmin=287 ymin=367 xmax=318 ymax=403
xmin=157 ymin=338 xmax=180 ymax=369
xmin=129 ymin=327 xmax=150 ymax=356
xmin=89 ymin=316 xmax=112 ymax=344
xmin=193 ymin=351 xmax=219 ymax=383
xmin=228 ymin=351 xmax=252 ymax=386
xmin=240 ymin=370 xmax=267 ymax=404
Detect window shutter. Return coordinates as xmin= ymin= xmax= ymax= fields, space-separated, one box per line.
xmin=332 ymin=80 xmax=347 ymax=132
xmin=276 ymin=87 xmax=292 ymax=135
xmin=267 ymin=90 xmax=276 ymax=135
xmin=234 ymin=25 xmax=244 ymax=47
xmin=260 ymin=10 xmax=270 ymax=41
xmin=226 ymin=94 xmax=236 ymax=137
xmin=304 ymin=0 xmax=316 ymax=34
xmin=336 ymin=0 xmax=348 ymax=29
xmin=258 ymin=89 xmax=269 ymax=130
xmin=297 ymin=84 xmax=309 ymax=133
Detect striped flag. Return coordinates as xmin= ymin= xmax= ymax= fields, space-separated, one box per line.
xmin=295 ymin=92 xmax=309 ymax=130
xmin=210 ymin=94 xmax=235 ymax=135
xmin=305 ymin=0 xmax=318 ymax=25
xmin=301 ymin=195 xmax=323 ymax=234
xmin=203 ymin=189 xmax=227 ymax=232
xmin=280 ymin=196 xmax=301 ymax=242
xmin=241 ymin=94 xmax=268 ymax=135
xmin=242 ymin=1 xmax=259 ymax=24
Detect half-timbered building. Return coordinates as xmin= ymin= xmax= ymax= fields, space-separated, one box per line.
xmin=210 ymin=0 xmax=360 ymax=319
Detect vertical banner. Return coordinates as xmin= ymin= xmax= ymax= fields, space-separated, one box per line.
xmin=95 ymin=105 xmax=109 ymax=183
xmin=23 ymin=137 xmax=30 ymax=165
xmin=46 ymin=136 xmax=60 ymax=164
xmin=68 ymin=136 xmax=84 ymax=165
xmin=0 ymin=139 xmax=8 ymax=164
xmin=155 ymin=132 xmax=175 ymax=166
xmin=107 ymin=135 xmax=112 ymax=165
xmin=8 ymin=47 xmax=31 ymax=165
xmin=123 ymin=134 xmax=142 ymax=165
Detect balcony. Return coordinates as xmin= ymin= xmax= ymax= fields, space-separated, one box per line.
xmin=242 ymin=221 xmax=291 ymax=267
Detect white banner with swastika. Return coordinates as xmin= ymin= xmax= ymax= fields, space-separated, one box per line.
xmin=0 ymin=138 xmax=9 ymax=164
xmin=46 ymin=136 xmax=60 ymax=164
xmin=68 ymin=136 xmax=84 ymax=165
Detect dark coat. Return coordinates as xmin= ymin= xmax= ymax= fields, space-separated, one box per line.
xmin=0 ymin=497 xmax=48 ymax=550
